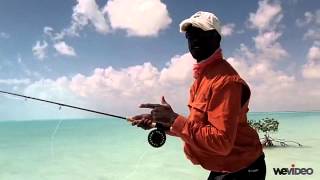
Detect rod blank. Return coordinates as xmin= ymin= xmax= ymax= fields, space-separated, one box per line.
xmin=0 ymin=90 xmax=127 ymax=119
xmin=0 ymin=90 xmax=157 ymax=127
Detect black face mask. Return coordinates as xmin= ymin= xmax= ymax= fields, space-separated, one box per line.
xmin=185 ymin=26 xmax=221 ymax=62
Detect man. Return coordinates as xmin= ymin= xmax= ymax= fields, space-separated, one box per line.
xmin=131 ymin=11 xmax=266 ymax=180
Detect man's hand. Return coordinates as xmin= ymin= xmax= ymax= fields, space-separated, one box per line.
xmin=140 ymin=96 xmax=178 ymax=127
xmin=130 ymin=114 xmax=154 ymax=130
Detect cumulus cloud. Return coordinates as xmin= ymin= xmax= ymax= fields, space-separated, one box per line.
xmin=296 ymin=11 xmax=314 ymax=27
xmin=253 ymin=31 xmax=288 ymax=61
xmin=227 ymin=46 xmax=320 ymax=111
xmin=302 ymin=45 xmax=320 ymax=79
xmin=19 ymin=0 xmax=320 ymax=120
xmin=221 ymin=23 xmax=235 ymax=37
xmin=160 ymin=54 xmax=194 ymax=85
xmin=296 ymin=10 xmax=320 ymax=41
xmin=302 ymin=63 xmax=320 ymax=79
xmin=35 ymin=0 xmax=172 ymax=59
xmin=54 ymin=41 xmax=76 ymax=56
xmin=246 ymin=0 xmax=288 ymax=63
xmin=40 ymin=0 xmax=110 ymax=43
xmin=104 ymin=0 xmax=172 ymax=37
xmin=44 ymin=26 xmax=54 ymax=36
xmin=43 ymin=26 xmax=65 ymax=42
xmin=254 ymin=31 xmax=281 ymax=49
xmin=21 ymin=53 xmax=194 ymax=119
xmin=49 ymin=0 xmax=171 ymax=39
xmin=298 ymin=10 xmax=320 ymax=37
xmin=307 ymin=45 xmax=320 ymax=62
xmin=33 ymin=0 xmax=109 ymax=58
xmin=296 ymin=10 xmax=320 ymax=27
xmin=32 ymin=41 xmax=48 ymax=60
xmin=248 ymin=0 xmax=283 ymax=31
xmin=297 ymin=10 xmax=320 ymax=79
xmin=65 ymin=0 xmax=109 ymax=36
xmin=304 ymin=29 xmax=320 ymax=40
xmin=226 ymin=0 xmax=320 ymax=111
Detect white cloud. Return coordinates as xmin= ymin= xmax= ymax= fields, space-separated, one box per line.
xmin=21 ymin=53 xmax=193 ymax=119
xmin=221 ymin=23 xmax=235 ymax=37
xmin=254 ymin=31 xmax=281 ymax=49
xmin=41 ymin=0 xmax=110 ymax=43
xmin=20 ymin=45 xmax=320 ymax=118
xmin=225 ymin=0 xmax=320 ymax=111
xmin=307 ymin=46 xmax=320 ymax=62
xmin=59 ymin=0 xmax=172 ymax=37
xmin=159 ymin=54 xmax=194 ymax=85
xmin=246 ymin=0 xmax=288 ymax=63
xmin=44 ymin=26 xmax=54 ymax=36
xmin=17 ymin=0 xmax=320 ymax=119
xmin=0 ymin=32 xmax=10 ymax=39
xmin=66 ymin=0 xmax=109 ymax=36
xmin=296 ymin=11 xmax=314 ymax=27
xmin=43 ymin=26 xmax=64 ymax=41
xmin=302 ymin=45 xmax=320 ymax=79
xmin=227 ymin=47 xmax=320 ymax=111
xmin=252 ymin=31 xmax=288 ymax=61
xmin=302 ymin=63 xmax=320 ymax=79
xmin=248 ymin=0 xmax=283 ymax=31
xmin=54 ymin=41 xmax=76 ymax=56
xmin=296 ymin=10 xmax=320 ymax=41
xmin=0 ymin=78 xmax=31 ymax=85
xmin=104 ymin=0 xmax=172 ymax=37
xmin=32 ymin=41 xmax=48 ymax=60
xmin=304 ymin=29 xmax=320 ymax=40
xmin=298 ymin=10 xmax=320 ymax=79
xmin=35 ymin=0 xmax=172 ymax=60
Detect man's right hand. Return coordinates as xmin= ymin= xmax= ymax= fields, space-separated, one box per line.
xmin=130 ymin=114 xmax=154 ymax=130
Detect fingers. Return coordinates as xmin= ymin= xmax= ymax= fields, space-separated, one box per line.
xmin=139 ymin=103 xmax=162 ymax=109
xmin=131 ymin=119 xmax=153 ymax=130
xmin=132 ymin=97 xmax=173 ymax=129
xmin=130 ymin=114 xmax=143 ymax=120
xmin=131 ymin=119 xmax=140 ymax=126
xmin=130 ymin=114 xmax=151 ymax=121
xmin=137 ymin=119 xmax=152 ymax=128
xmin=161 ymin=96 xmax=168 ymax=105
xmin=130 ymin=114 xmax=152 ymax=126
xmin=140 ymin=96 xmax=171 ymax=109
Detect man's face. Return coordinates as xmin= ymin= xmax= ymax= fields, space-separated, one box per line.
xmin=185 ymin=26 xmax=220 ymax=62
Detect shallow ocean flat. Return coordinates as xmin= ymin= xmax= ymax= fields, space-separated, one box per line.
xmin=0 ymin=112 xmax=319 ymax=180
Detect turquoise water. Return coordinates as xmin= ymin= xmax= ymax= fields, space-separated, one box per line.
xmin=0 ymin=112 xmax=319 ymax=180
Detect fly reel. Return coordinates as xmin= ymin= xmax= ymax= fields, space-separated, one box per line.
xmin=147 ymin=123 xmax=169 ymax=148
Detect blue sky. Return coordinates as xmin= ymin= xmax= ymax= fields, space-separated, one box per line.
xmin=1 ymin=0 xmax=320 ymax=120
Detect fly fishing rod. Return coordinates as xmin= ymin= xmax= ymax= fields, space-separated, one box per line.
xmin=0 ymin=90 xmax=167 ymax=148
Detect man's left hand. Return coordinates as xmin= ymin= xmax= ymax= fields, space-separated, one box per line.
xmin=140 ymin=96 xmax=178 ymax=127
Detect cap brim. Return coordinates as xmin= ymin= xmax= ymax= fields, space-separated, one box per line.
xmin=179 ymin=18 xmax=215 ymax=33
xmin=179 ymin=19 xmax=193 ymax=33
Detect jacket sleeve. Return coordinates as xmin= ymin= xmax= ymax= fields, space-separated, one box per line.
xmin=170 ymin=81 xmax=242 ymax=155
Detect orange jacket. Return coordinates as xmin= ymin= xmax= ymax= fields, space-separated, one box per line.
xmin=169 ymin=59 xmax=263 ymax=173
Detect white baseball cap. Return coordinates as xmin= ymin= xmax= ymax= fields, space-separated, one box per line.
xmin=179 ymin=11 xmax=222 ymax=36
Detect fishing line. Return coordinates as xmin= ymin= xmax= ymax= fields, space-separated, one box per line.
xmin=0 ymin=90 xmax=168 ymax=148
xmin=123 ymin=149 xmax=150 ymax=180
xmin=50 ymin=117 xmax=64 ymax=160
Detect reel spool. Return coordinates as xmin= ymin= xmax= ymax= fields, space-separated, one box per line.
xmin=147 ymin=123 xmax=169 ymax=148
xmin=148 ymin=129 xmax=166 ymax=148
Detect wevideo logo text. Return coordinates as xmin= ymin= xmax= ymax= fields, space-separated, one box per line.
xmin=273 ymin=164 xmax=314 ymax=176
